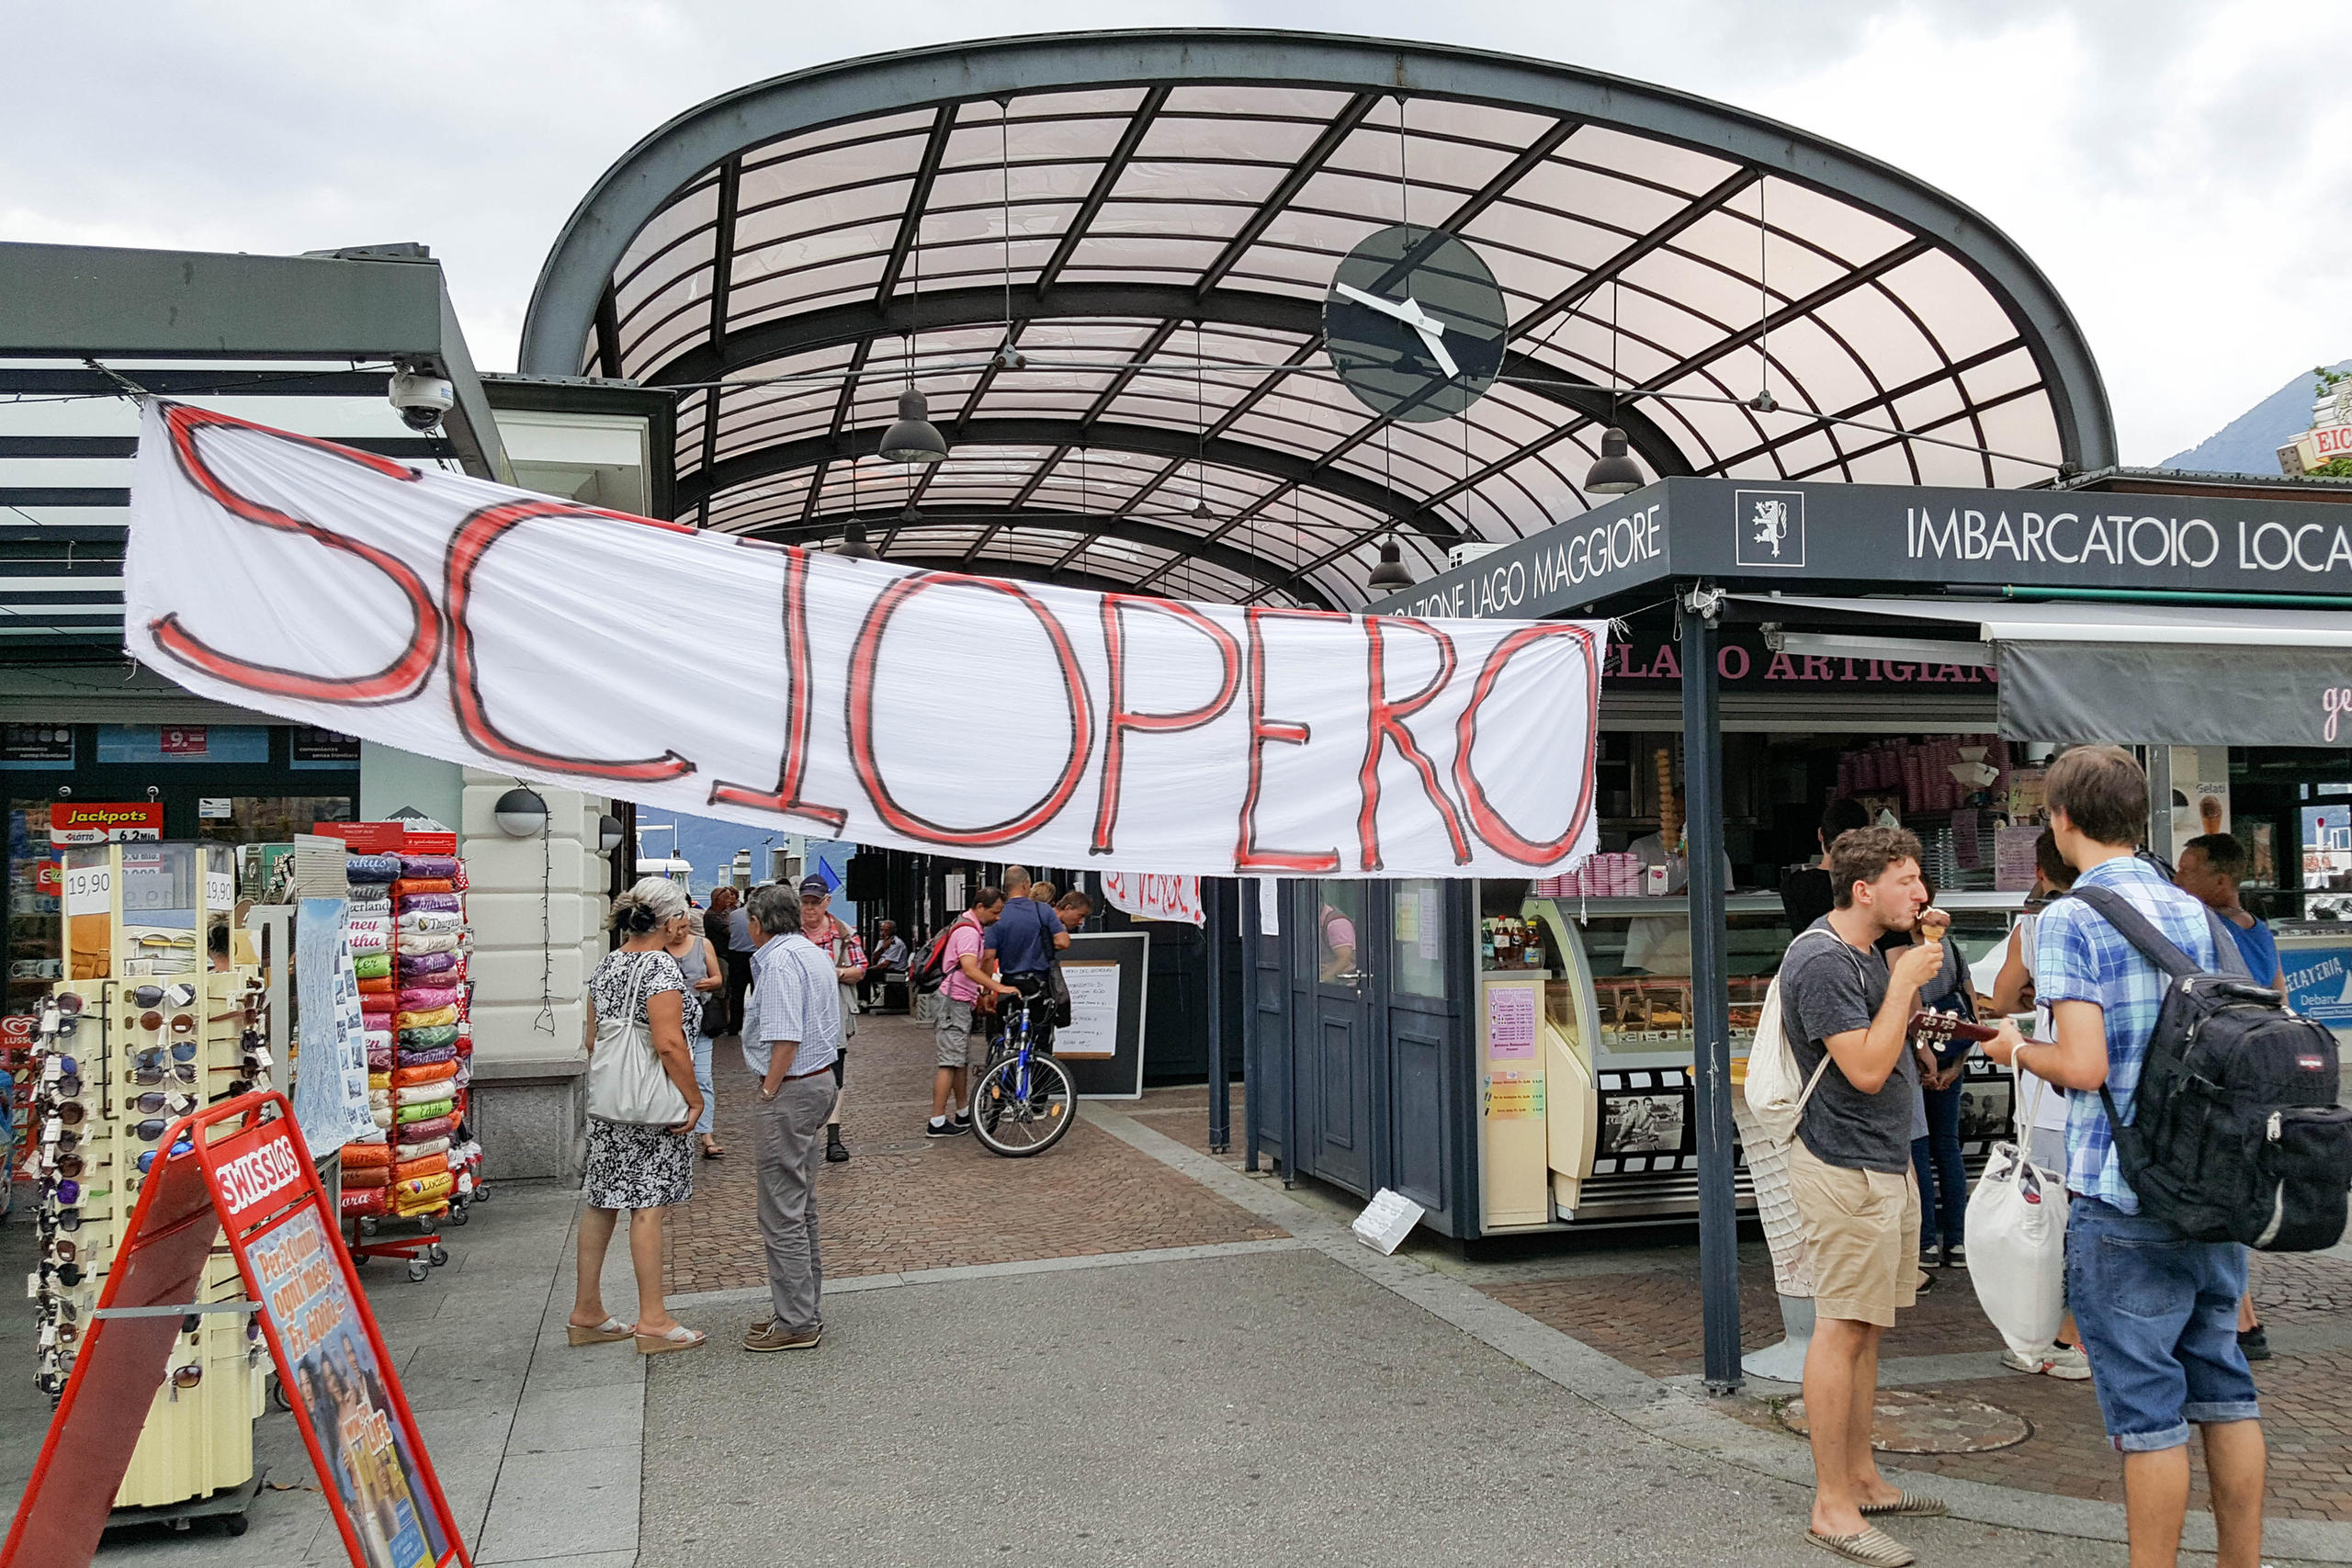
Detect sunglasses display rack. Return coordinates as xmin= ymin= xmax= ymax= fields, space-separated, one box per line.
xmin=340 ymin=834 xmax=482 ymax=1258
xmin=31 ymin=839 xmax=272 ymax=1514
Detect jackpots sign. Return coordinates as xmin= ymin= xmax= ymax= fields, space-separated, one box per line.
xmin=124 ymin=403 xmax=1603 ymax=878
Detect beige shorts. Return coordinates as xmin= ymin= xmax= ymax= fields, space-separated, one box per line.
xmin=1787 ymin=1138 xmax=1920 ymax=1328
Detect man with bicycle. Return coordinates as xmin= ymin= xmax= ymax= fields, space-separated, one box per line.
xmin=984 ymin=866 xmax=1069 ymax=1047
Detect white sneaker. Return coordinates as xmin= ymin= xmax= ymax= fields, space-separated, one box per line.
xmin=2001 ymin=1345 xmax=2094 ymax=1381
xmin=2042 ymin=1344 xmax=2093 ymax=1381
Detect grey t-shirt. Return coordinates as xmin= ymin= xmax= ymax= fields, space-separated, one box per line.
xmin=1781 ymin=919 xmax=1918 ymax=1174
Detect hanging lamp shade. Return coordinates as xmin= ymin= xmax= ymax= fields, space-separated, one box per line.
xmin=878 ymin=388 xmax=948 ymax=465
xmin=836 ymin=521 xmax=881 ymax=560
xmin=1366 ymin=537 xmax=1415 ymax=592
xmin=1584 ymin=426 xmax=1645 ymax=495
xmin=1191 ymin=498 xmax=1214 ymax=521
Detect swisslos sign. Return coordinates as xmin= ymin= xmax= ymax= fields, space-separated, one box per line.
xmin=1365 ymin=478 xmax=2352 ymax=621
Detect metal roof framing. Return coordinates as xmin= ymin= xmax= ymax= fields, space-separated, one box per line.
xmin=521 ymin=28 xmax=2115 ymax=607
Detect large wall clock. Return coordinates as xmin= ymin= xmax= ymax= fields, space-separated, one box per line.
xmin=1324 ymin=223 xmax=1508 ymax=422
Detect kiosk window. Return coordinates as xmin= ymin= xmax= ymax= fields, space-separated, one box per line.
xmin=1389 ymin=879 xmax=1444 ymax=996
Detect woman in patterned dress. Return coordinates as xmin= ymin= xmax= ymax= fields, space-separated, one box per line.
xmin=568 ymin=877 xmax=707 ymax=1354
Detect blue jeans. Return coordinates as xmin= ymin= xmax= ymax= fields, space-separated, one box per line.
xmin=689 ymin=1035 xmax=716 ymax=1136
xmin=2066 ymin=1196 xmax=2258 ymax=1451
xmin=1909 ymin=1081 xmax=1967 ymax=1250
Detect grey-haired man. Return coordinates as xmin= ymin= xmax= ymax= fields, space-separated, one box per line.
xmin=741 ymin=880 xmax=841 ymax=1352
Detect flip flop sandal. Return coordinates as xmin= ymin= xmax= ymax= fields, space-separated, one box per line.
xmin=565 ymin=1315 xmax=633 ymax=1347
xmin=1806 ymin=1525 xmax=1914 ymax=1566
xmin=1860 ymin=1493 xmax=1947 ymax=1517
xmin=702 ymin=1141 xmax=725 ymax=1160
xmin=634 ymin=1324 xmax=707 ymax=1356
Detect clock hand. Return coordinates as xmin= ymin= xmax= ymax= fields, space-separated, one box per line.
xmin=1413 ymin=321 xmax=1460 ymax=379
xmin=1334 ymin=280 xmax=1419 ymax=322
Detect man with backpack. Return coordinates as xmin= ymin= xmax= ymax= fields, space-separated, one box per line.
xmin=923 ymin=887 xmax=1013 ymax=1137
xmin=1980 ymin=745 xmax=2278 ymax=1568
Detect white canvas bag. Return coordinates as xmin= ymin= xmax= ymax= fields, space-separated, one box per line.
xmin=586 ymin=953 xmax=691 ymax=1126
xmin=1743 ymin=929 xmax=1849 ymax=1148
xmin=1966 ymin=1077 xmax=2070 ymax=1357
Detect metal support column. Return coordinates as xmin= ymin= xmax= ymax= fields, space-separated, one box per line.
xmin=1207 ymin=879 xmax=1232 ymax=1153
xmin=1680 ymin=582 xmax=1743 ymax=1394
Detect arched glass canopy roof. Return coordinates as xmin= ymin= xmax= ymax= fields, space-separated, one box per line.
xmin=522 ymin=30 xmax=2113 ymax=610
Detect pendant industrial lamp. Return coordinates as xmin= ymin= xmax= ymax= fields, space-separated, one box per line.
xmin=878 ymin=388 xmax=947 ymax=465
xmin=1584 ymin=427 xmax=1645 ymax=494
xmin=836 ymin=521 xmax=881 ymax=560
xmin=1584 ymin=277 xmax=1645 ymax=496
xmin=1366 ymin=536 xmax=1415 ymax=592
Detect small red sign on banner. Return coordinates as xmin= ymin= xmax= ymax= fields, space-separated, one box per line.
xmin=157 ymin=727 xmax=209 ymax=756
xmin=0 ymin=1094 xmax=469 ymax=1568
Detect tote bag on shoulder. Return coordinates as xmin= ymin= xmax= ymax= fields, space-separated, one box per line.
xmin=587 ymin=953 xmax=691 ymax=1126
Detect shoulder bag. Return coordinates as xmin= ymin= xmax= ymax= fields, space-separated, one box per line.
xmin=586 ymin=953 xmax=691 ymax=1126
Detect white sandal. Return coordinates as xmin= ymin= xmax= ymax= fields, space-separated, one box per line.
xmin=633 ymin=1323 xmax=707 ymax=1355
xmin=566 ymin=1315 xmax=633 ymax=1347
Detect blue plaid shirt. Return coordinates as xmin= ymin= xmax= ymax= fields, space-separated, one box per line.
xmin=2035 ymin=854 xmax=2218 ymax=1213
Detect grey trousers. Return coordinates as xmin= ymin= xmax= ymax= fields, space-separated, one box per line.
xmin=756 ymin=1072 xmax=832 ymax=1333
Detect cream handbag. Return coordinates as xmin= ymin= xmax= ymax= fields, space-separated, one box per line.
xmin=587 ymin=953 xmax=690 ymax=1126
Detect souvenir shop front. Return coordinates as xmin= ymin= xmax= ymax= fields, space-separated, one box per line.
xmin=1247 ymin=473 xmax=2352 ymax=1266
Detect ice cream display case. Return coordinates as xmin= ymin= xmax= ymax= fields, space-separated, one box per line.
xmin=1500 ymin=887 xmax=2025 ymax=1225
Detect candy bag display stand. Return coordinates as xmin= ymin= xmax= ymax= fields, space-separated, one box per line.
xmin=27 ymin=840 xmax=272 ymax=1527
xmin=335 ymin=829 xmax=482 ymax=1282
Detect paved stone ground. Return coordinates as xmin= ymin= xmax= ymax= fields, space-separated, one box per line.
xmin=662 ymin=1013 xmax=1283 ymax=1295
xmin=1483 ymin=1235 xmax=2352 ymax=1523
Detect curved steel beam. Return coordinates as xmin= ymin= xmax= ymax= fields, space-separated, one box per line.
xmin=868 ymin=555 xmax=1199 ymax=602
xmin=640 ymin=281 xmax=1691 ymax=484
xmin=520 ymin=28 xmax=2113 ymax=468
xmin=740 ymin=506 xmax=1340 ymax=610
xmin=680 ymin=417 xmax=1463 ymax=543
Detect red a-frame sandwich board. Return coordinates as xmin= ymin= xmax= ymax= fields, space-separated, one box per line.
xmin=2 ymin=1091 xmax=469 ymax=1568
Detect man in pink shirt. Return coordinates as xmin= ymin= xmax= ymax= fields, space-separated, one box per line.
xmin=929 ymin=887 xmax=1014 ymax=1137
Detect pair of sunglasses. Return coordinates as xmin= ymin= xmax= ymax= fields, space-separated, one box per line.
xmin=134 ymin=933 xmax=196 ymax=951
xmin=138 ymin=1043 xmax=198 ymax=1067
xmin=136 ymin=1011 xmax=197 ymax=1035
xmin=40 ymin=1258 xmax=83 ymax=1287
xmin=165 ymin=1361 xmax=202 ymax=1397
xmin=44 ymin=1177 xmax=79 ymax=1206
xmin=136 ymin=1141 xmax=193 ymax=1173
xmin=40 ymin=1151 xmax=82 ymax=1179
xmin=127 ymin=982 xmax=197 ymax=1009
xmin=135 ymin=1060 xmax=196 ymax=1088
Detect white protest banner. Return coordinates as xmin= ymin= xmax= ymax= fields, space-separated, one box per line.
xmin=125 ymin=403 xmax=1604 ymax=877
xmin=1101 ymin=872 xmax=1204 ymax=926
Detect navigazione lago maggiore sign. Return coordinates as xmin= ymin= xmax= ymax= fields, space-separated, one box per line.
xmin=1367 ymin=477 xmax=2352 ymax=621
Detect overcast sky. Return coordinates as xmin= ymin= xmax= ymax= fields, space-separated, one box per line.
xmin=7 ymin=1 xmax=2340 ymax=463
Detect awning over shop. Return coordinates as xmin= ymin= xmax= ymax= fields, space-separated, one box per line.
xmin=1733 ymin=594 xmax=2352 ymax=747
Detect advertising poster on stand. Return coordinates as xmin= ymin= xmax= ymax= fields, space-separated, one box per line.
xmin=251 ymin=1204 xmax=453 ymax=1568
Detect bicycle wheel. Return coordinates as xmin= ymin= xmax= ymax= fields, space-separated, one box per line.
xmin=968 ymin=1049 xmax=1076 ymax=1157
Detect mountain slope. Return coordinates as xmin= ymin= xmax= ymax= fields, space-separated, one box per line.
xmin=2164 ymin=359 xmax=2351 ymax=474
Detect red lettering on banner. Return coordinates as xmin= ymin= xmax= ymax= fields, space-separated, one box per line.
xmin=1090 ymin=596 xmax=1240 ymax=855
xmin=1355 ymin=616 xmax=1468 ymax=872
xmin=707 ymin=547 xmax=848 ymax=829
xmin=847 ymin=572 xmax=1095 ymax=847
xmin=445 ymin=499 xmax=697 ymax=783
xmin=148 ymin=405 xmax=442 ymax=705
xmin=1453 ymin=625 xmax=1599 ymax=864
xmin=1234 ymin=608 xmax=1340 ymax=874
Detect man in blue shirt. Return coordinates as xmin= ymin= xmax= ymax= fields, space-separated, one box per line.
xmin=1984 ymin=746 xmax=2265 ymax=1568
xmin=984 ymin=865 xmax=1068 ymax=979
xmin=2176 ymin=833 xmax=2284 ymax=990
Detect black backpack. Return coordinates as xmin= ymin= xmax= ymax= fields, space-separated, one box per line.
xmin=2075 ymin=886 xmax=2352 ymax=1251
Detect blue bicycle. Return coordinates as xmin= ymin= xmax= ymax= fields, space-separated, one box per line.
xmin=969 ymin=989 xmax=1075 ymax=1157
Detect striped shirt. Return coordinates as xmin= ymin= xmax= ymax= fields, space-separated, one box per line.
xmin=2035 ymin=854 xmax=2219 ymax=1213
xmin=743 ymin=931 xmax=841 ymax=1081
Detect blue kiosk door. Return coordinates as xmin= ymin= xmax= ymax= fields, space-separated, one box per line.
xmin=1300 ymin=880 xmax=1374 ymax=1195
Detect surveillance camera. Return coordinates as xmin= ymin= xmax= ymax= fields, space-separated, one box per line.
xmin=390 ymin=369 xmax=454 ymax=433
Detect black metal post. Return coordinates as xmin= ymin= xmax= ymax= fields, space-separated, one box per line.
xmin=1207 ymin=880 xmax=1232 ymax=1153
xmin=1680 ymin=583 xmax=1743 ymax=1394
